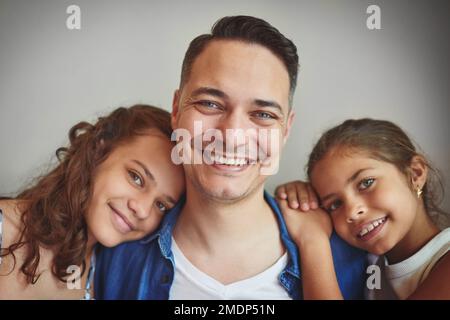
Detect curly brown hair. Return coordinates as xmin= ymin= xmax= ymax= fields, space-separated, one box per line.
xmin=0 ymin=104 xmax=173 ymax=284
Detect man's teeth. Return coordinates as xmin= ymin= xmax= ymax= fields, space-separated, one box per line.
xmin=358 ymin=217 xmax=386 ymax=237
xmin=213 ymin=155 xmax=248 ymax=166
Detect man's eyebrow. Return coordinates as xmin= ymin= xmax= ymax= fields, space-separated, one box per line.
xmin=254 ymin=99 xmax=284 ymax=115
xmin=191 ymin=87 xmax=228 ymax=99
xmin=132 ymin=160 xmax=155 ymax=183
xmin=321 ymin=168 xmax=374 ymax=203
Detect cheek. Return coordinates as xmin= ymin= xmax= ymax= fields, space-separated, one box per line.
xmin=258 ymin=128 xmax=283 ymax=157
xmin=332 ymin=214 xmax=351 ymax=239
xmin=137 ymin=213 xmax=163 ymax=237
xmin=370 ymin=182 xmax=414 ymax=214
xmin=179 ymin=109 xmax=209 ymax=131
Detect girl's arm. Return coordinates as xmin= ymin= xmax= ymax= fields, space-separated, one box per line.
xmin=279 ymin=199 xmax=344 ymax=299
xmin=276 ymin=180 xmax=343 ymax=299
xmin=296 ymin=232 xmax=343 ymax=299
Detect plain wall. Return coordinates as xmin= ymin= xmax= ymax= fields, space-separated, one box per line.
xmin=1 ymin=0 xmax=449 ymax=212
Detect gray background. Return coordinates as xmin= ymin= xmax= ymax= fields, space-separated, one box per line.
xmin=1 ymin=0 xmax=449 ymax=213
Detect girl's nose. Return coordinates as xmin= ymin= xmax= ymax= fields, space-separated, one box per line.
xmin=345 ymin=203 xmax=366 ymax=223
xmin=128 ymin=195 xmax=155 ymax=220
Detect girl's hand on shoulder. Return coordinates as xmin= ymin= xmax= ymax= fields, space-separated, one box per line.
xmin=278 ymin=199 xmax=333 ymax=247
xmin=275 ymin=180 xmax=319 ymax=211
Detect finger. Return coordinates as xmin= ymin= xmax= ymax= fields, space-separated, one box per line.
xmin=285 ymin=183 xmax=299 ymax=209
xmin=307 ymin=184 xmax=319 ymax=209
xmin=275 ymin=185 xmax=287 ymax=200
xmin=278 ymin=199 xmax=292 ymax=215
xmin=278 ymin=199 xmax=299 ymax=218
xmin=295 ymin=182 xmax=310 ymax=211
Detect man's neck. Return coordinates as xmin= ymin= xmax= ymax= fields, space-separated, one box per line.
xmin=173 ymin=184 xmax=279 ymax=254
xmin=172 ymin=184 xmax=285 ymax=284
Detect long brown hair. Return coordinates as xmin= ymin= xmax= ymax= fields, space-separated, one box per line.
xmin=0 ymin=104 xmax=173 ymax=283
xmin=307 ymin=118 xmax=448 ymax=227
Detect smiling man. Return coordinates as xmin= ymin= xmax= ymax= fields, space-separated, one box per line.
xmin=94 ymin=15 xmax=367 ymax=300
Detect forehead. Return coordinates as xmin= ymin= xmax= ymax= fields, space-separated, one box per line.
xmin=108 ymin=132 xmax=184 ymax=193
xmin=114 ymin=131 xmax=171 ymax=155
xmin=311 ymin=148 xmax=398 ymax=187
xmin=184 ymin=39 xmax=290 ymax=107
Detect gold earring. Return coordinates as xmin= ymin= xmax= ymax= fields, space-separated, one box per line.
xmin=416 ymin=186 xmax=423 ymax=198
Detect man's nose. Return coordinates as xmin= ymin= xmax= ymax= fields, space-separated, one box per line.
xmin=216 ymin=109 xmax=256 ymax=151
xmin=217 ymin=108 xmax=249 ymax=133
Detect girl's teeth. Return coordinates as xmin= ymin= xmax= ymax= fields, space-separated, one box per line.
xmin=358 ymin=217 xmax=386 ymax=237
xmin=360 ymin=228 xmax=369 ymax=236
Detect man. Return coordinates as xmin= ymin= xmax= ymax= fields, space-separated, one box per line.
xmin=94 ymin=15 xmax=367 ymax=299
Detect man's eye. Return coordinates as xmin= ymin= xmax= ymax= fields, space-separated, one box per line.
xmin=198 ymin=101 xmax=221 ymax=110
xmin=128 ymin=170 xmax=144 ymax=187
xmin=254 ymin=112 xmax=276 ymax=120
xmin=326 ymin=199 xmax=342 ymax=213
xmin=156 ymin=201 xmax=168 ymax=213
xmin=359 ymin=178 xmax=375 ymax=190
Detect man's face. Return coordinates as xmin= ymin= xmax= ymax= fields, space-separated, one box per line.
xmin=172 ymin=40 xmax=294 ymax=202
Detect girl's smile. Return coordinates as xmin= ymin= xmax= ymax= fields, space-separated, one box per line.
xmin=311 ymin=147 xmax=427 ymax=259
xmin=355 ymin=215 xmax=388 ymax=242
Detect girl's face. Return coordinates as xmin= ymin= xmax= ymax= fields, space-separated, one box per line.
xmin=310 ymin=148 xmax=420 ymax=255
xmin=85 ymin=130 xmax=185 ymax=247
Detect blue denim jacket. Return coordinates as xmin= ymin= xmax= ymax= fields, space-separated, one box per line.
xmin=94 ymin=191 xmax=367 ymax=299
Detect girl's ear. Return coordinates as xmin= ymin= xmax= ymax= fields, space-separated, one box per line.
xmin=409 ymin=155 xmax=428 ymax=190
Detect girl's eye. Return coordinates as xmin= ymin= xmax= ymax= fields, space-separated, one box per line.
xmin=254 ymin=111 xmax=276 ymax=120
xmin=128 ymin=170 xmax=144 ymax=187
xmin=325 ymin=199 xmax=343 ymax=213
xmin=359 ymin=178 xmax=375 ymax=190
xmin=156 ymin=201 xmax=168 ymax=214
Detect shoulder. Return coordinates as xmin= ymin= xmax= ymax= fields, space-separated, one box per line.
xmin=96 ymin=238 xmax=159 ymax=272
xmin=408 ymin=251 xmax=450 ymax=299
xmin=95 ymin=239 xmax=164 ymax=299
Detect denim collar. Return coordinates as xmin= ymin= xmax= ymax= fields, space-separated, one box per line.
xmin=139 ymin=191 xmax=301 ymax=279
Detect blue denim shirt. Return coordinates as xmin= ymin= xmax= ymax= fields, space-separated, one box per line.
xmin=94 ymin=191 xmax=367 ymax=299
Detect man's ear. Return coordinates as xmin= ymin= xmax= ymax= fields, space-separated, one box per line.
xmin=409 ymin=155 xmax=428 ymax=190
xmin=283 ymin=110 xmax=295 ymax=145
xmin=172 ymin=89 xmax=180 ymax=130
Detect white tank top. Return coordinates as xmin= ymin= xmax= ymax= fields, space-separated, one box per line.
xmin=169 ymin=238 xmax=292 ymax=300
xmin=366 ymin=228 xmax=450 ymax=299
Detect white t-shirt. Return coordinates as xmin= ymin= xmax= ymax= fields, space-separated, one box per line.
xmin=169 ymin=238 xmax=292 ymax=300
xmin=366 ymin=228 xmax=450 ymax=300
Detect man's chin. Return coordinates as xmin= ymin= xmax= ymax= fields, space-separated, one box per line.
xmin=190 ymin=172 xmax=265 ymax=202
xmin=192 ymin=183 xmax=254 ymax=203
xmin=204 ymin=188 xmax=248 ymax=202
